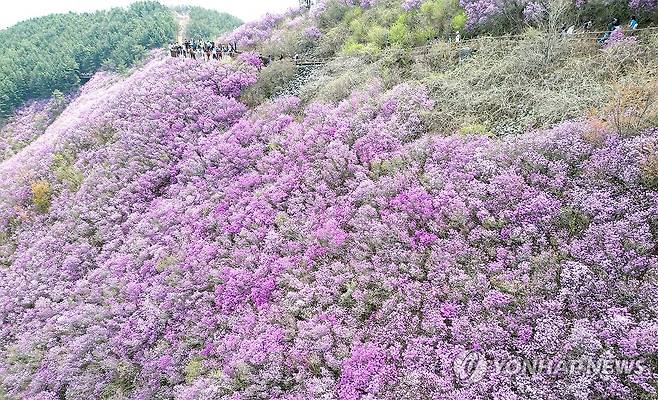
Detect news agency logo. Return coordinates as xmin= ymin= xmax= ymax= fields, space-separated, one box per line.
xmin=452 ymin=350 xmax=648 ymax=384
xmin=453 ymin=350 xmax=488 ymax=384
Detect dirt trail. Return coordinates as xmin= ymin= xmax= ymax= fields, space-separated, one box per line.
xmin=175 ymin=12 xmax=190 ymax=43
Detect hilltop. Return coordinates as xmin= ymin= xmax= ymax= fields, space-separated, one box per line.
xmin=0 ymin=0 xmax=657 ymax=399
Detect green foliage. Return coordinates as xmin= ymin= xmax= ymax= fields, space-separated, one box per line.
xmin=0 ymin=1 xmax=177 ymax=117
xmin=184 ymin=356 xmax=204 ymax=383
xmin=240 ymin=60 xmax=298 ymax=106
xmin=348 ymin=12 xmax=368 ymax=42
xmin=100 ymin=363 xmax=139 ymax=400
xmin=317 ymin=25 xmax=351 ymax=56
xmin=312 ymin=0 xmax=465 ymax=56
xmin=459 ymin=122 xmax=491 ymax=135
xmin=369 ymin=156 xmax=406 ymax=180
xmin=260 ymin=30 xmax=306 ymax=59
xmin=556 ymin=207 xmax=590 ymax=235
xmin=94 ymin=124 xmax=119 ymax=146
xmin=156 ymin=255 xmax=178 ymax=272
xmin=415 ymin=0 xmax=462 ymax=39
xmin=317 ymin=0 xmax=351 ymax=29
xmin=182 ymin=6 xmax=242 ymax=40
xmin=49 ymin=90 xmax=67 ymax=118
xmin=341 ymin=40 xmax=381 ymax=58
xmin=367 ymin=25 xmax=390 ymax=47
xmin=420 ymin=0 xmax=460 ymax=27
xmin=451 ymin=10 xmax=467 ymax=30
xmin=412 ymin=26 xmax=438 ymax=44
xmin=341 ymin=33 xmax=383 ymax=56
xmin=389 ymin=14 xmax=412 ymax=46
xmin=52 ymin=150 xmax=84 ymax=191
xmin=342 ymin=38 xmax=367 ymax=54
xmin=315 ymin=70 xmax=367 ymax=104
xmin=6 ymin=345 xmax=44 ymax=369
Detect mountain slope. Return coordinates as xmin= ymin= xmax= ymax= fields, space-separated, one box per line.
xmin=0 ymin=2 xmax=657 ymax=400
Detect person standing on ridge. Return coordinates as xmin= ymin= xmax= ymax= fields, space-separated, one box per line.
xmin=599 ymin=18 xmax=619 ymax=43
xmin=184 ymin=39 xmax=190 ymax=58
xmin=583 ymin=20 xmax=593 ymax=31
xmin=629 ymin=16 xmax=639 ymax=30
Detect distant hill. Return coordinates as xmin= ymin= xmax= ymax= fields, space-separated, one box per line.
xmin=175 ymin=6 xmax=243 ymax=40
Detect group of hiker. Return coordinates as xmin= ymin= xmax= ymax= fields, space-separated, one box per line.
xmin=168 ymin=40 xmax=305 ymax=68
xmin=169 ymin=39 xmax=237 ymax=61
xmin=596 ymin=16 xmax=640 ymax=43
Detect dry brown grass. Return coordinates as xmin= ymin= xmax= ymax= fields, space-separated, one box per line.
xmin=292 ymin=30 xmax=658 ymax=137
xmin=639 ymin=139 xmax=658 ymax=189
xmin=30 ymin=180 xmax=51 ymax=213
xmin=417 ymin=31 xmax=658 ymax=135
xmin=602 ymin=72 xmax=658 ymax=136
xmin=241 ymin=60 xmax=298 ymax=106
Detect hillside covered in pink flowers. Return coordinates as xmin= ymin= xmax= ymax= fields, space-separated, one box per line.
xmin=1 ymin=1 xmax=657 ymax=400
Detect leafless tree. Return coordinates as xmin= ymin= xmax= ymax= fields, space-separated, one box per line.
xmin=538 ymin=0 xmax=573 ymax=63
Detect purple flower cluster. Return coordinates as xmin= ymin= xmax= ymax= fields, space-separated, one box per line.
xmin=460 ymin=0 xmax=501 ymax=30
xmin=361 ymin=0 xmax=379 ymax=8
xmin=0 ymin=95 xmax=73 ymax=162
xmin=629 ymin=0 xmax=657 ymax=10
xmin=237 ymin=51 xmax=264 ymax=68
xmin=402 ymin=0 xmax=424 ymax=10
xmin=523 ymin=1 xmax=546 ymax=22
xmin=1 ymin=45 xmax=657 ymax=399
xmin=310 ymin=0 xmax=329 ymax=19
xmin=604 ymin=27 xmax=638 ymax=48
xmin=304 ymin=25 xmax=322 ymax=40
xmin=223 ymin=10 xmax=301 ymax=48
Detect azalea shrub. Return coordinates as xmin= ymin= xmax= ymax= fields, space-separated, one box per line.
xmin=223 ymin=10 xmax=302 ymax=49
xmin=0 ymin=92 xmax=75 ymax=162
xmin=2 ymin=1 xmax=658 ymax=399
xmin=0 ymin=44 xmax=657 ymax=400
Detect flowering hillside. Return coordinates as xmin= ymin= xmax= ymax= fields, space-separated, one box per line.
xmin=1 ymin=2 xmax=658 ymax=400
xmin=0 ymin=92 xmax=71 ymax=163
